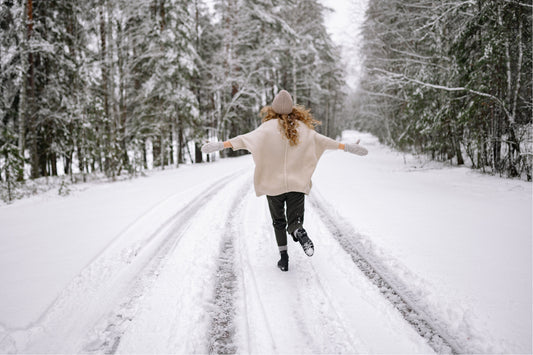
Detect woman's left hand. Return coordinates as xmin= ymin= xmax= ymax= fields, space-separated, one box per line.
xmin=344 ymin=141 xmax=368 ymax=156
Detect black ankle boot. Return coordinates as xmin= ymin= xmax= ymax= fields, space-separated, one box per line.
xmin=292 ymin=228 xmax=314 ymax=257
xmin=277 ymin=250 xmax=289 ymax=271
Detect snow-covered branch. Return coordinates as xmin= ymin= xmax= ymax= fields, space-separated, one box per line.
xmin=370 ymin=68 xmax=513 ymax=121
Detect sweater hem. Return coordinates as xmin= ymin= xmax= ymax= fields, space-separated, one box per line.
xmin=255 ymin=187 xmax=311 ymax=197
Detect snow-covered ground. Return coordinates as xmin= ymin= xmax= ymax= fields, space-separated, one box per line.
xmin=0 ymin=131 xmax=531 ymax=354
xmin=315 ymin=131 xmax=532 ymax=353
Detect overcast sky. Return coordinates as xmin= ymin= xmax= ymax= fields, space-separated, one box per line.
xmin=319 ymin=0 xmax=369 ymax=89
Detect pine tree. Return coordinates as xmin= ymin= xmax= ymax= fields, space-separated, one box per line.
xmin=210 ymin=0 xmax=345 ymax=145
xmin=0 ymin=122 xmax=24 ymax=202
xmin=1 ymin=0 xmax=348 ymax=199
xmin=357 ymin=0 xmax=532 ymax=178
xmin=1 ymin=0 xmax=25 ymax=181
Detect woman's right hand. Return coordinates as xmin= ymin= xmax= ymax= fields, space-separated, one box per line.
xmin=201 ymin=141 xmax=225 ymax=154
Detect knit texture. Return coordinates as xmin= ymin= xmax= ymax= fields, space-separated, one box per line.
xmin=201 ymin=141 xmax=224 ymax=154
xmin=272 ymin=90 xmax=293 ymax=114
xmin=344 ymin=142 xmax=368 ymax=156
xmin=229 ymin=119 xmax=338 ymax=196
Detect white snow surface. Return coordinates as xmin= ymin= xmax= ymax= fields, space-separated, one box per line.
xmin=0 ymin=131 xmax=531 ymax=354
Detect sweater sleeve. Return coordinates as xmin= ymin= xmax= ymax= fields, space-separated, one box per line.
xmin=228 ymin=134 xmax=248 ymax=151
xmin=228 ymin=125 xmax=264 ymax=152
xmin=314 ymin=132 xmax=339 ymax=157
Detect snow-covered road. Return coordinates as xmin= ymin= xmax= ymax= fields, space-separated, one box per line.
xmin=104 ymin=171 xmax=434 ymax=354
xmin=1 ymin=132 xmax=531 ymax=354
xmin=0 ymin=167 xmax=435 ymax=353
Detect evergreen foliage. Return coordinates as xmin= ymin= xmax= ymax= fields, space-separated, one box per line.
xmin=0 ymin=123 xmax=24 ymax=202
xmin=0 ymin=0 xmax=345 ymax=201
xmin=357 ymin=0 xmax=532 ymax=179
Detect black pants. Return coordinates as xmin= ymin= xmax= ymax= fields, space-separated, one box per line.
xmin=266 ymin=192 xmax=305 ymax=248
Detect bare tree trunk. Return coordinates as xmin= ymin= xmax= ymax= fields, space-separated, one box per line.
xmin=17 ymin=0 xmax=29 ymax=181
xmin=107 ymin=0 xmax=118 ymax=178
xmin=160 ymin=133 xmax=165 ymax=170
xmin=142 ymin=138 xmax=147 ymax=169
xmin=178 ymin=119 xmax=184 ymax=164
xmin=195 ymin=143 xmax=203 ymax=164
xmin=171 ymin=121 xmax=176 ymax=166
xmin=26 ymin=0 xmax=39 ymax=179
xmin=99 ymin=0 xmax=111 ymax=175
xmin=117 ymin=20 xmax=128 ymax=173
xmin=185 ymin=138 xmax=193 ymax=163
xmin=50 ymin=152 xmax=57 ymax=176
xmin=511 ymin=19 xmax=523 ymax=122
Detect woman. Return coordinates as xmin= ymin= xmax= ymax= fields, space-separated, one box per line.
xmin=201 ymin=90 xmax=368 ymax=272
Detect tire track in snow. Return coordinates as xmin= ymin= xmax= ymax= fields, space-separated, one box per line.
xmin=306 ymin=262 xmax=362 ymax=352
xmin=207 ymin=238 xmax=238 ymax=354
xmin=8 ymin=171 xmax=242 ymax=353
xmin=279 ymin=225 xmax=362 ymax=353
xmin=239 ymin=236 xmax=280 ymax=353
xmin=236 ymin=193 xmax=362 ymax=354
xmin=236 ymin=196 xmax=280 ymax=353
xmin=287 ymin=262 xmax=363 ymax=353
xmin=206 ymin=181 xmax=251 ymax=354
xmin=81 ymin=171 xmax=248 ymax=354
xmin=309 ymin=193 xmax=459 ymax=354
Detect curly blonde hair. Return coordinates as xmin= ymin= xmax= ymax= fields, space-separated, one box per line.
xmin=260 ymin=105 xmax=321 ymax=146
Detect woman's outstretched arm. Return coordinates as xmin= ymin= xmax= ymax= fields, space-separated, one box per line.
xmin=206 ymin=138 xmax=365 ymax=155
xmin=342 ymin=139 xmax=368 ymax=156
xmin=331 ymin=137 xmax=367 ymax=156
xmin=201 ymin=140 xmax=233 ymax=154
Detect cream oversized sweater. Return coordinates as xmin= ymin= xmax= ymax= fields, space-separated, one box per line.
xmin=229 ymin=119 xmax=339 ymax=197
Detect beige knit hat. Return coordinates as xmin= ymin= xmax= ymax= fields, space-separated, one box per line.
xmin=272 ymin=90 xmax=293 ymax=114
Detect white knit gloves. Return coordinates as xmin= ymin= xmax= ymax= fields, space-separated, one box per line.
xmin=201 ymin=141 xmax=225 ymax=154
xmin=344 ymin=139 xmax=368 ymax=156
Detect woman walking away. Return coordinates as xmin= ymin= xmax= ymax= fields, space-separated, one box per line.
xmin=202 ymin=90 xmax=368 ymax=272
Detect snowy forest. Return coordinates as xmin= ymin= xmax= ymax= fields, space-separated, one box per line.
xmin=354 ymin=0 xmax=532 ymax=179
xmin=0 ymin=2 xmax=531 ymax=353
xmin=0 ymin=0 xmax=532 ymax=202
xmin=0 ymin=0 xmax=345 ymax=195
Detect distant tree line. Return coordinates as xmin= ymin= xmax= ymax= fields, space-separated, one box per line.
xmin=0 ymin=0 xmax=345 ymax=200
xmin=354 ymin=0 xmax=532 ymax=179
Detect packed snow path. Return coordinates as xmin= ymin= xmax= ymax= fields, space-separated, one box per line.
xmin=3 ymin=168 xmax=443 ymax=353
